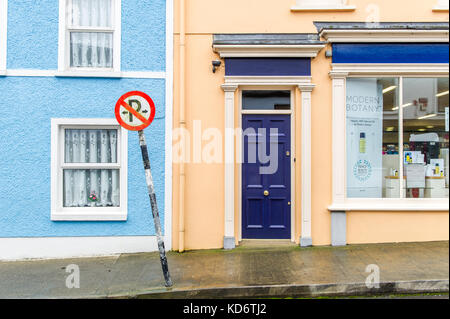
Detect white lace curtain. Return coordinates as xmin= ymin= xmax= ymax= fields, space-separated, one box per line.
xmin=64 ymin=129 xmax=120 ymax=207
xmin=69 ymin=0 xmax=113 ymax=68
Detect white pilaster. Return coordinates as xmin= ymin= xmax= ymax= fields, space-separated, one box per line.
xmin=330 ymin=72 xmax=348 ymax=205
xmin=298 ymin=84 xmax=315 ymax=247
xmin=329 ymin=72 xmax=348 ymax=246
xmin=222 ymin=84 xmax=238 ymax=249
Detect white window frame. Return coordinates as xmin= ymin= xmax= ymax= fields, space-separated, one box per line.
xmin=57 ymin=0 xmax=122 ymax=77
xmin=292 ymin=0 xmax=355 ymax=11
xmin=329 ymin=63 xmax=450 ymax=212
xmin=51 ymin=118 xmax=128 ymax=221
xmin=0 ymin=0 xmax=7 ymax=75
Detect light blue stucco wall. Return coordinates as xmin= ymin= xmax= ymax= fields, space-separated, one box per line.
xmin=0 ymin=77 xmax=166 ymax=237
xmin=7 ymin=0 xmax=58 ymax=69
xmin=121 ymin=0 xmax=166 ymax=71
xmin=0 ymin=1 xmax=169 ymax=238
xmin=7 ymin=0 xmax=166 ymax=71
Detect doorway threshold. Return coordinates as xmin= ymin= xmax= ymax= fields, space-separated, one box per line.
xmin=238 ymin=240 xmax=297 ymax=248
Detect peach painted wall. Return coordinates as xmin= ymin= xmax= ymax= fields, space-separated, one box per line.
xmin=347 ymin=212 xmax=449 ymax=244
xmin=172 ymin=0 xmax=449 ymax=251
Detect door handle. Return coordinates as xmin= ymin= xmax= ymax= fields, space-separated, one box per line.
xmin=264 ymin=190 xmax=269 ymax=196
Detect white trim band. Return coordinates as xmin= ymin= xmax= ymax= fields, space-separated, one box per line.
xmin=164 ymin=0 xmax=174 ymax=252
xmin=328 ymin=200 xmax=449 ymax=212
xmin=0 ymin=236 xmax=164 ymax=261
xmin=331 ymin=63 xmax=450 ymax=76
xmin=3 ymin=69 xmax=166 ymax=79
xmin=224 ymin=76 xmax=313 ymax=86
xmin=291 ymin=5 xmax=355 ymax=11
xmin=213 ymin=45 xmax=325 ymax=58
xmin=320 ymin=29 xmax=449 ymax=43
xmin=433 ymin=6 xmax=449 ymax=11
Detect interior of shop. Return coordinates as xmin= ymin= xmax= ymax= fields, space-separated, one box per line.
xmin=347 ymin=77 xmax=449 ymax=199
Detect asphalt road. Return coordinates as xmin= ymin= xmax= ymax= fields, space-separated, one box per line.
xmin=338 ymin=293 xmax=449 ymax=299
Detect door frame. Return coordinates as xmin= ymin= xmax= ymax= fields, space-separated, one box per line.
xmin=237 ymin=86 xmax=296 ymax=242
xmin=221 ymin=75 xmax=315 ymax=249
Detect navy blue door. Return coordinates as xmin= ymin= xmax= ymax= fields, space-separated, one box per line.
xmin=242 ymin=115 xmax=291 ymax=239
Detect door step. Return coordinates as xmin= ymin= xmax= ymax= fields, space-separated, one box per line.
xmin=238 ymin=240 xmax=297 ymax=248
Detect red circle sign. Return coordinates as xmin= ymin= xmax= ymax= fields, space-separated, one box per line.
xmin=115 ymin=91 xmax=156 ymax=131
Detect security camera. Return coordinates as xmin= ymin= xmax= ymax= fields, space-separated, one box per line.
xmin=212 ymin=60 xmax=222 ymax=73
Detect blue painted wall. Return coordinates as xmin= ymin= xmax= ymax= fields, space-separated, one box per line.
xmin=0 ymin=77 xmax=166 ymax=237
xmin=0 ymin=1 xmax=168 ymax=237
xmin=121 ymin=0 xmax=166 ymax=71
xmin=7 ymin=0 xmax=167 ymax=71
xmin=225 ymin=58 xmax=311 ymax=76
xmin=332 ymin=43 xmax=450 ymax=64
xmin=7 ymin=0 xmax=59 ymax=70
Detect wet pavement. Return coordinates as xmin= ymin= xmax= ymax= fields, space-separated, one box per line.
xmin=0 ymin=241 xmax=448 ymax=299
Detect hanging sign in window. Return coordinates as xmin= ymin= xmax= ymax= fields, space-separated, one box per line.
xmin=446 ymin=107 xmax=449 ymax=132
xmin=405 ymin=164 xmax=426 ymax=189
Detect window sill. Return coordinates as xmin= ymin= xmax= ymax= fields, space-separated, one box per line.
xmin=291 ymin=5 xmax=356 ymax=12
xmin=432 ymin=6 xmax=449 ymax=11
xmin=51 ymin=210 xmax=127 ymax=221
xmin=0 ymin=69 xmax=5 ymax=76
xmin=55 ymin=70 xmax=122 ymax=78
xmin=328 ymin=199 xmax=449 ymax=212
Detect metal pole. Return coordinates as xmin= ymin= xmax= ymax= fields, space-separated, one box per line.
xmin=138 ymin=130 xmax=173 ymax=287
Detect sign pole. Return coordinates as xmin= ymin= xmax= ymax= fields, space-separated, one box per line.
xmin=138 ymin=129 xmax=173 ymax=288
xmin=115 ymin=91 xmax=172 ymax=287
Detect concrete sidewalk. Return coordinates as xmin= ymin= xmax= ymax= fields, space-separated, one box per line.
xmin=0 ymin=241 xmax=448 ymax=299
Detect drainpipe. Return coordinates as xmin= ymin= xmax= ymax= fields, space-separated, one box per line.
xmin=178 ymin=0 xmax=186 ymax=253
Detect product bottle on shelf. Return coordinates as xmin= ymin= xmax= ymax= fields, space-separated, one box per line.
xmin=359 ymin=133 xmax=366 ymax=154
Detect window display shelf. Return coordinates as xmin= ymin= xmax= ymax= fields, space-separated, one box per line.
xmin=384 ymin=176 xmax=447 ymax=198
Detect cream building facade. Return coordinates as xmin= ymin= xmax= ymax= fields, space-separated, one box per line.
xmin=172 ymin=0 xmax=449 ymax=251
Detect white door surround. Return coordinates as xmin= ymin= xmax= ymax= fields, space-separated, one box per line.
xmin=221 ymin=76 xmax=315 ymax=249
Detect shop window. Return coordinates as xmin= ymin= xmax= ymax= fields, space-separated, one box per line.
xmin=403 ymin=78 xmax=449 ymax=198
xmin=58 ymin=0 xmax=121 ymax=73
xmin=51 ymin=119 xmax=128 ymax=221
xmin=346 ymin=77 xmax=449 ymax=199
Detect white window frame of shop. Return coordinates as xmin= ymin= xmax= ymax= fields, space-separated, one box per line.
xmin=433 ymin=0 xmax=449 ymax=11
xmin=51 ymin=118 xmax=128 ymax=221
xmin=291 ymin=0 xmax=355 ymax=11
xmin=329 ymin=64 xmax=449 ymax=212
xmin=57 ymin=0 xmax=122 ymax=77
xmin=0 ymin=0 xmax=7 ymax=75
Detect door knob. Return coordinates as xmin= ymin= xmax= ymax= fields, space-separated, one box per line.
xmin=264 ymin=190 xmax=269 ymax=196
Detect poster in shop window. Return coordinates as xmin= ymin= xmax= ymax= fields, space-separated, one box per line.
xmin=346 ymin=78 xmax=383 ymax=198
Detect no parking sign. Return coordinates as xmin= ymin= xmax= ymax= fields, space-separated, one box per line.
xmin=115 ymin=91 xmax=172 ymax=287
xmin=115 ymin=91 xmax=156 ymax=131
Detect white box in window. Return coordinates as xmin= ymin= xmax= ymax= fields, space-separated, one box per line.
xmin=425 ymin=177 xmax=446 ymax=198
xmin=385 ymin=176 xmax=406 ymax=198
